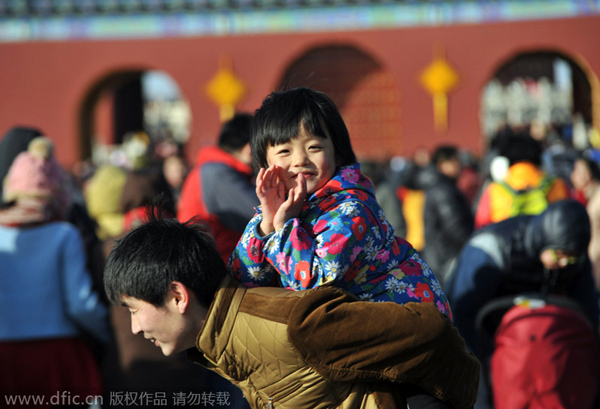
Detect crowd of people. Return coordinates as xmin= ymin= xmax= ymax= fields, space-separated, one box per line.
xmin=1 ymin=86 xmax=599 ymax=409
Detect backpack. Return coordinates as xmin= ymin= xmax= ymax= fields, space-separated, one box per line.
xmin=476 ymin=295 xmax=600 ymax=409
xmin=498 ymin=175 xmax=554 ymax=217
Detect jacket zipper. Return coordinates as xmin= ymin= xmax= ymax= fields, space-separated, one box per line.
xmin=266 ymin=398 xmax=273 ymax=409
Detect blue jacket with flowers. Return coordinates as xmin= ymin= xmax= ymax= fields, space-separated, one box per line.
xmin=229 ymin=163 xmax=451 ymax=317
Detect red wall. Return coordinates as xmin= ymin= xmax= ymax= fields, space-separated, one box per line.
xmin=0 ymin=15 xmax=598 ymax=168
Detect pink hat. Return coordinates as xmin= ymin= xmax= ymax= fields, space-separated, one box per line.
xmin=3 ymin=137 xmax=71 ymax=211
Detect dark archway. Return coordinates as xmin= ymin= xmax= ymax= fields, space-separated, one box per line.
xmin=78 ymin=70 xmax=191 ymax=165
xmin=78 ymin=70 xmax=145 ymax=161
xmin=481 ymin=51 xmax=593 ymax=143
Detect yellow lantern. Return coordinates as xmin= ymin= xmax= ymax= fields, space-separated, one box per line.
xmin=206 ymin=56 xmax=247 ymax=122
xmin=419 ymin=46 xmax=460 ymax=132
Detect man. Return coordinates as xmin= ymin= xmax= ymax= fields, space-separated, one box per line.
xmin=177 ymin=113 xmax=259 ymax=262
xmin=420 ymin=145 xmax=474 ymax=285
xmin=445 ymin=199 xmax=600 ymax=409
xmin=104 ymin=215 xmax=480 ymax=409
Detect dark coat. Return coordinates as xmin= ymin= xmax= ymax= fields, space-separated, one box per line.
xmin=445 ymin=199 xmax=599 ymax=353
xmin=420 ymin=165 xmax=474 ymax=283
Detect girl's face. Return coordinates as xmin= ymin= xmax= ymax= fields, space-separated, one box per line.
xmin=266 ymin=126 xmax=337 ymax=195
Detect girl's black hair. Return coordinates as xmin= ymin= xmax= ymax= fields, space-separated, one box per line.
xmin=251 ymin=87 xmax=357 ymax=173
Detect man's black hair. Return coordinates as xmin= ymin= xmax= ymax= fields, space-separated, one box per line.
xmin=103 ymin=211 xmax=226 ymax=309
xmin=217 ymin=113 xmax=253 ymax=153
xmin=432 ymin=145 xmax=459 ymax=166
xmin=498 ymin=131 xmax=543 ymax=167
xmin=251 ymin=87 xmax=357 ymax=173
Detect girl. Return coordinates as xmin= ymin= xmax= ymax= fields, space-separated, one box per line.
xmin=229 ymin=87 xmax=451 ymax=317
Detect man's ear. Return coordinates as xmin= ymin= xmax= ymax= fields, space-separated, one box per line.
xmin=169 ymin=281 xmax=190 ymax=314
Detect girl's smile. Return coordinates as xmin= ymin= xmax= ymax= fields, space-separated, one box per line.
xmin=266 ymin=126 xmax=337 ymax=195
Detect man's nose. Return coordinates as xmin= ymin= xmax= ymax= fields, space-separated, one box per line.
xmin=131 ymin=318 xmax=142 ymax=334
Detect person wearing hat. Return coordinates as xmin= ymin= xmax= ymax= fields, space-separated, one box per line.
xmin=445 ymin=199 xmax=600 ymax=409
xmin=0 ymin=137 xmax=110 ymax=403
xmin=1 ymin=125 xmax=108 ymax=301
xmin=0 ymin=126 xmax=44 ymax=203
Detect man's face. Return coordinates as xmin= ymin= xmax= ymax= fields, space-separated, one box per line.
xmin=540 ymin=248 xmax=582 ymax=270
xmin=122 ymin=295 xmax=194 ymax=356
xmin=438 ymin=157 xmax=461 ymax=180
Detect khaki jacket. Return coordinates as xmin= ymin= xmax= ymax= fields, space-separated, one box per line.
xmin=187 ymin=276 xmax=479 ymax=409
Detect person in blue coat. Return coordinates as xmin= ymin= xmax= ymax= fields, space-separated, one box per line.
xmin=0 ymin=136 xmax=110 ymax=402
xmin=445 ymin=199 xmax=600 ymax=409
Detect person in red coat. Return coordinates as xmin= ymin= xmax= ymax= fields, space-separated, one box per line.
xmin=177 ymin=113 xmax=259 ymax=263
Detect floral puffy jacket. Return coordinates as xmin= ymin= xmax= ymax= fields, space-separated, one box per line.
xmin=229 ymin=163 xmax=452 ymax=317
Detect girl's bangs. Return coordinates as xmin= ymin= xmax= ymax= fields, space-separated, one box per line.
xmin=266 ymin=106 xmax=326 ymax=145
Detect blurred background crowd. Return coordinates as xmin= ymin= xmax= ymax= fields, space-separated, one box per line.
xmin=2 ymin=110 xmax=600 ymax=408
xmin=1 ymin=1 xmax=600 ymax=408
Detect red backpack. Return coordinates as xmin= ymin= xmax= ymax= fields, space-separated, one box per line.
xmin=477 ymin=295 xmax=600 ymax=409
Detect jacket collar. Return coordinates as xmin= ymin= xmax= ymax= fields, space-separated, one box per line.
xmin=188 ymin=275 xmax=246 ymax=366
xmin=309 ymin=163 xmax=375 ymax=201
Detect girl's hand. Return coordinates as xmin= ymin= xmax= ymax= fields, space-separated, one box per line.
xmin=256 ymin=165 xmax=286 ymax=236
xmin=273 ymin=173 xmax=307 ymax=231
